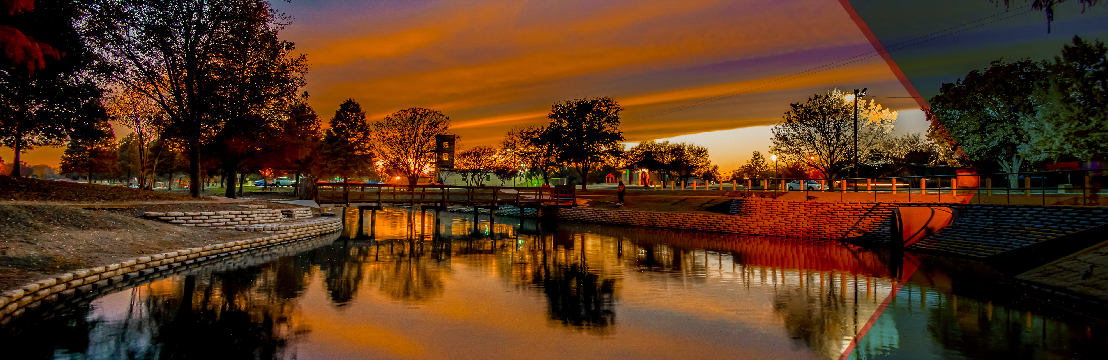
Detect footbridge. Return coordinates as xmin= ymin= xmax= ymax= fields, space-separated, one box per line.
xmin=314 ymin=183 xmax=577 ymax=209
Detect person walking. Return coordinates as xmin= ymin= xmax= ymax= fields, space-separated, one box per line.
xmin=617 ymin=180 xmax=626 ymax=206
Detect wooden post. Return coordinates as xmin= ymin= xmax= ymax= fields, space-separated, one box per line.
xmin=1025 ymin=176 xmax=1032 ymax=196
xmin=891 ymin=178 xmax=897 ymax=194
xmin=866 ymin=179 xmax=872 ymax=192
xmin=692 ymin=181 xmax=696 ymax=190
xmin=732 ymin=180 xmax=737 ymax=191
xmin=1085 ymin=174 xmax=1092 ymax=202
xmin=920 ymin=178 xmax=926 ymax=194
xmin=952 ymin=178 xmax=958 ymax=196
xmin=987 ymin=178 xmax=993 ymax=196
xmin=747 ymin=179 xmax=752 ymax=191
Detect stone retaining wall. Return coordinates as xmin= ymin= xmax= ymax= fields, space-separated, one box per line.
xmin=909 ymin=205 xmax=1108 ymax=258
xmin=6 ymin=233 xmax=342 ymax=327
xmin=0 ymin=217 xmax=341 ymax=326
xmin=142 ymin=207 xmax=312 ymax=228
xmin=554 ymin=198 xmax=897 ymax=240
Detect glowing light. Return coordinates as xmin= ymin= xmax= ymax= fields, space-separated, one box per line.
xmin=771 ymin=155 xmax=777 ymax=162
xmin=844 ymin=94 xmax=855 ymax=103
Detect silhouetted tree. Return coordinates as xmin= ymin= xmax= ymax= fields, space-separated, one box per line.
xmin=502 ymin=125 xmax=561 ymax=185
xmin=543 ymin=97 xmax=623 ymax=190
xmin=86 ymin=0 xmax=303 ymax=197
xmin=927 ymin=60 xmax=1044 ymax=188
xmin=370 ymin=107 xmax=450 ymax=186
xmin=771 ymin=89 xmax=896 ymax=186
xmin=454 ymin=145 xmax=497 ymax=186
xmin=59 ymin=123 xmax=118 ymax=183
xmin=317 ymin=99 xmax=373 ymax=182
xmin=0 ymin=0 xmax=108 ymax=177
xmin=1021 ymin=36 xmax=1108 ymax=163
xmin=210 ymin=0 xmax=307 ymax=198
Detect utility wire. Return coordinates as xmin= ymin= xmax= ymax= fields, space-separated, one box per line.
xmin=634 ymin=5 xmax=1036 ymax=120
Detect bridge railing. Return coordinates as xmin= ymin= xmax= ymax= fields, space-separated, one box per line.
xmin=314 ymin=183 xmax=576 ymax=207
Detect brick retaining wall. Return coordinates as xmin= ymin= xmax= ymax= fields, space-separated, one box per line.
xmin=553 ymin=198 xmax=897 ymax=241
xmin=0 ymin=217 xmax=341 ymax=326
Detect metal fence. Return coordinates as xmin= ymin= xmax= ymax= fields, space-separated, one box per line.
xmin=662 ymin=169 xmax=1108 ymax=206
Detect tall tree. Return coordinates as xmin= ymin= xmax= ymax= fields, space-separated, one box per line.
xmin=454 ymin=145 xmax=497 ymax=186
xmin=927 ymin=59 xmax=1045 ymax=187
xmin=771 ymin=89 xmax=896 ymax=185
xmin=268 ymin=99 xmax=322 ymax=196
xmin=543 ymin=97 xmax=623 ymax=190
xmin=59 ymin=123 xmax=117 ymax=183
xmin=672 ymin=142 xmax=712 ymax=183
xmin=106 ymin=86 xmax=167 ymax=188
xmin=369 ymin=107 xmax=450 ymax=187
xmin=1021 ymin=36 xmax=1108 ymax=163
xmin=210 ymin=0 xmax=307 ymax=198
xmin=317 ymin=99 xmax=373 ymax=182
xmin=86 ymin=0 xmax=302 ymax=197
xmin=625 ymin=140 xmax=678 ymax=187
xmin=737 ymin=151 xmax=771 ymax=179
xmin=502 ymin=125 xmax=560 ymax=185
xmin=0 ymin=0 xmax=109 ymax=177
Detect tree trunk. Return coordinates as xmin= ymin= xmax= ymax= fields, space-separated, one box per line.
xmin=9 ymin=131 xmax=21 ymax=177
xmin=189 ymin=143 xmax=201 ymax=198
xmin=577 ymin=163 xmax=589 ymax=191
xmin=294 ymin=172 xmax=301 ymax=197
xmin=999 ymin=154 xmax=1024 ymax=190
xmin=223 ymin=160 xmax=238 ymax=199
xmin=238 ymin=171 xmax=245 ymax=196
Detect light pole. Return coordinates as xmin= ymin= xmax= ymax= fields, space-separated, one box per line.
xmin=852 ymin=87 xmax=866 ymax=183
xmin=771 ymin=154 xmax=778 ymax=179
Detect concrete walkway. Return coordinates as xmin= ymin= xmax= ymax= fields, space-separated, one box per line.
xmin=1018 ymin=239 xmax=1108 ymax=303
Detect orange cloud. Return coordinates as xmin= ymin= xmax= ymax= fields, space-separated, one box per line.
xmin=306 ymin=28 xmax=443 ymax=66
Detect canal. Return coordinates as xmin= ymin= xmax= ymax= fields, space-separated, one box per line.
xmin=1 ymin=208 xmax=1106 ymax=359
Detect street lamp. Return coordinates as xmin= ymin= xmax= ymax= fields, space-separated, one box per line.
xmin=771 ymin=154 xmax=778 ymax=179
xmin=853 ymin=88 xmax=866 ymax=182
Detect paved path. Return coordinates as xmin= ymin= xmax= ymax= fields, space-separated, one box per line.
xmin=0 ymin=197 xmax=248 ymax=207
xmin=1018 ymin=240 xmax=1108 ymax=303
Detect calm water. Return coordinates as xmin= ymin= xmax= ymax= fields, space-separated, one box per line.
xmin=1 ymin=208 xmax=1106 ymax=359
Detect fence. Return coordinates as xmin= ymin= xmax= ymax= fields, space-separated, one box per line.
xmin=663 ymin=169 xmax=1108 ymax=206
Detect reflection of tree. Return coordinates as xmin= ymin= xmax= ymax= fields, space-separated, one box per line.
xmin=366 ymin=255 xmax=446 ymax=303
xmin=0 ymin=304 xmax=96 ymax=358
xmin=317 ymin=242 xmax=366 ymax=307
xmin=772 ymin=274 xmax=854 ymax=358
xmin=534 ymin=262 xmax=616 ymax=332
xmin=102 ymin=254 xmax=315 ymax=359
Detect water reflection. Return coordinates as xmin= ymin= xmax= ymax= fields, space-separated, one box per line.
xmin=2 ymin=208 xmax=1106 ymax=359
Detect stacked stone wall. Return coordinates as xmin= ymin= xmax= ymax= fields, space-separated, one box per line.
xmin=0 ymin=217 xmax=341 ymax=326
xmin=143 ymin=209 xmax=286 ymax=227
xmin=554 ymin=198 xmax=897 ymax=240
xmin=909 ymin=205 xmax=1108 ymax=257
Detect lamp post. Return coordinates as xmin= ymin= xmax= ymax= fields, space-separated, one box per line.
xmin=852 ymin=88 xmax=866 ymax=182
xmin=771 ymin=154 xmax=778 ymax=179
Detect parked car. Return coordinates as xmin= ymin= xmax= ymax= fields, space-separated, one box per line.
xmin=253 ymin=179 xmax=266 ymax=186
xmin=273 ymin=178 xmax=296 ymax=187
xmin=787 ymin=180 xmax=825 ymax=191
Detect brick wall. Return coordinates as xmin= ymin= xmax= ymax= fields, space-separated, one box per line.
xmin=554 ymin=198 xmax=897 ymax=241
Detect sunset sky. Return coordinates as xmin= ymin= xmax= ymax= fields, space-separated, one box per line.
xmin=5 ymin=0 xmax=1107 ymax=172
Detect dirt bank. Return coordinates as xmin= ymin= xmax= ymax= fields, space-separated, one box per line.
xmin=0 ymin=204 xmax=265 ymax=292
xmin=0 ymin=176 xmax=201 ymax=202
